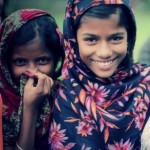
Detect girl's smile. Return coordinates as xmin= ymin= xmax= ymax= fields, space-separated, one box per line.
xmin=77 ymin=14 xmax=128 ymax=78
xmin=90 ymin=57 xmax=119 ymax=71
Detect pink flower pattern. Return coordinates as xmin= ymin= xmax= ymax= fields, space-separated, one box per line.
xmin=107 ymin=139 xmax=134 ymax=150
xmin=49 ymin=120 xmax=75 ymax=149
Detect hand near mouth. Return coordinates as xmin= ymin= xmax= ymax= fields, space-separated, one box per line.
xmin=23 ymin=71 xmax=54 ymax=110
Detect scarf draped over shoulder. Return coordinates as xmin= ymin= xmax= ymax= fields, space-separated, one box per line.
xmin=0 ymin=9 xmax=53 ymax=146
xmin=49 ymin=0 xmax=150 ymax=149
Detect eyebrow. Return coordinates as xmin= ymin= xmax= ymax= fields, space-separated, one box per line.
xmin=38 ymin=53 xmax=52 ymax=57
xmin=12 ymin=56 xmax=26 ymax=59
xmin=36 ymin=55 xmax=51 ymax=59
xmin=110 ymin=32 xmax=126 ymax=36
xmin=82 ymin=32 xmax=125 ymax=36
xmin=12 ymin=53 xmax=51 ymax=58
xmin=82 ymin=33 xmax=97 ymax=36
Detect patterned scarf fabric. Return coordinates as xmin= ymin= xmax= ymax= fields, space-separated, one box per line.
xmin=0 ymin=9 xmax=56 ymax=146
xmin=49 ymin=0 xmax=150 ymax=149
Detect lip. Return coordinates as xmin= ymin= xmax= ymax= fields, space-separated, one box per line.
xmin=23 ymin=71 xmax=37 ymax=78
xmin=90 ymin=57 xmax=118 ymax=71
xmin=91 ymin=57 xmax=117 ymax=63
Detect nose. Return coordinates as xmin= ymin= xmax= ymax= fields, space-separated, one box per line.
xmin=26 ymin=62 xmax=38 ymax=74
xmin=96 ymin=41 xmax=112 ymax=59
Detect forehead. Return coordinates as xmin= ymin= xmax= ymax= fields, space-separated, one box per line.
xmin=11 ymin=37 xmax=51 ymax=57
xmin=78 ymin=14 xmax=124 ymax=33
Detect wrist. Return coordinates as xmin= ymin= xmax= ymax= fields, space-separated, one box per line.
xmin=23 ymin=104 xmax=38 ymax=116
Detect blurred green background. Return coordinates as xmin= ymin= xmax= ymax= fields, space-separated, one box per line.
xmin=4 ymin=0 xmax=150 ymax=62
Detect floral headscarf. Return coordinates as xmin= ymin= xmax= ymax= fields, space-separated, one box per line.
xmin=0 ymin=9 xmax=60 ymax=146
xmin=49 ymin=0 xmax=150 ymax=149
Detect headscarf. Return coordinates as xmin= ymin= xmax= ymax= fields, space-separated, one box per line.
xmin=49 ymin=0 xmax=150 ymax=149
xmin=0 ymin=9 xmax=61 ymax=146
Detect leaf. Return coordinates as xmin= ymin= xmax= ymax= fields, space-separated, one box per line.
xmin=91 ymin=100 xmax=97 ymax=120
xmin=72 ymin=83 xmax=78 ymax=87
xmin=74 ymin=97 xmax=79 ymax=103
xmin=85 ymin=97 xmax=91 ymax=113
xmin=65 ymin=143 xmax=76 ymax=149
xmin=126 ymin=119 xmax=134 ymax=132
xmin=104 ymin=127 xmax=109 ymax=143
xmin=96 ymin=105 xmax=108 ymax=114
xmin=65 ymin=117 xmax=80 ymax=122
xmin=100 ymin=119 xmax=104 ymax=132
xmin=139 ymin=83 xmax=146 ymax=89
xmin=55 ymin=99 xmax=61 ymax=111
xmin=71 ymin=103 xmax=78 ymax=114
xmin=60 ymin=89 xmax=67 ymax=101
xmin=118 ymin=101 xmax=124 ymax=107
xmin=110 ymin=89 xmax=119 ymax=99
xmin=88 ymin=80 xmax=93 ymax=88
xmin=70 ymin=90 xmax=76 ymax=95
xmin=79 ymin=74 xmax=83 ymax=81
xmin=137 ymin=87 xmax=144 ymax=95
xmin=125 ymin=88 xmax=136 ymax=95
xmin=102 ymin=112 xmax=118 ymax=120
xmin=143 ymin=76 xmax=150 ymax=82
xmin=144 ymin=93 xmax=150 ymax=105
xmin=106 ymin=122 xmax=119 ymax=129
xmin=79 ymin=89 xmax=86 ymax=105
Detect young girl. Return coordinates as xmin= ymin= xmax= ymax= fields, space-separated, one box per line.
xmin=49 ymin=0 xmax=150 ymax=149
xmin=0 ymin=9 xmax=64 ymax=149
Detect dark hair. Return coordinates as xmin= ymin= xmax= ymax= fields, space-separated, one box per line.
xmin=10 ymin=15 xmax=64 ymax=79
xmin=77 ymin=5 xmax=136 ymax=67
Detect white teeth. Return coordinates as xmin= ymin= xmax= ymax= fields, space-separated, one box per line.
xmin=92 ymin=60 xmax=113 ymax=66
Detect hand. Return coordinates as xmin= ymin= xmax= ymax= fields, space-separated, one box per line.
xmin=23 ymin=72 xmax=53 ymax=112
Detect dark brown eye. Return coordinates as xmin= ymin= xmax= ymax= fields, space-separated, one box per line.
xmin=37 ymin=57 xmax=51 ymax=65
xmin=84 ymin=37 xmax=97 ymax=45
xmin=12 ymin=58 xmax=27 ymax=66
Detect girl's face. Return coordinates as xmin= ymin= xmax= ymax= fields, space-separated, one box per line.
xmin=10 ymin=36 xmax=55 ymax=84
xmin=77 ymin=14 xmax=128 ymax=78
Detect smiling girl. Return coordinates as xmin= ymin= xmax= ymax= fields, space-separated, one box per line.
xmin=49 ymin=0 xmax=150 ymax=149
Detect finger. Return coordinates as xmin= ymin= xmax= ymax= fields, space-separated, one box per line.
xmin=25 ymin=77 xmax=34 ymax=87
xmin=49 ymin=77 xmax=54 ymax=87
xmin=33 ymin=72 xmax=53 ymax=95
xmin=45 ymin=77 xmax=54 ymax=95
xmin=49 ymin=77 xmax=54 ymax=93
xmin=34 ymin=72 xmax=46 ymax=90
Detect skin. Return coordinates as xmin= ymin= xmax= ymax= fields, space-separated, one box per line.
xmin=77 ymin=14 xmax=128 ymax=78
xmin=7 ymin=36 xmax=54 ymax=150
xmin=10 ymin=36 xmax=55 ymax=84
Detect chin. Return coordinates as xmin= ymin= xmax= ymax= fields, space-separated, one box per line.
xmin=96 ymin=72 xmax=114 ymax=79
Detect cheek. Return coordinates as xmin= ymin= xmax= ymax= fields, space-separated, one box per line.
xmin=77 ymin=38 xmax=86 ymax=58
xmin=39 ymin=64 xmax=55 ymax=77
xmin=11 ymin=65 xmax=25 ymax=78
xmin=10 ymin=65 xmax=26 ymax=85
xmin=114 ymin=43 xmax=128 ymax=55
xmin=78 ymin=44 xmax=92 ymax=59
